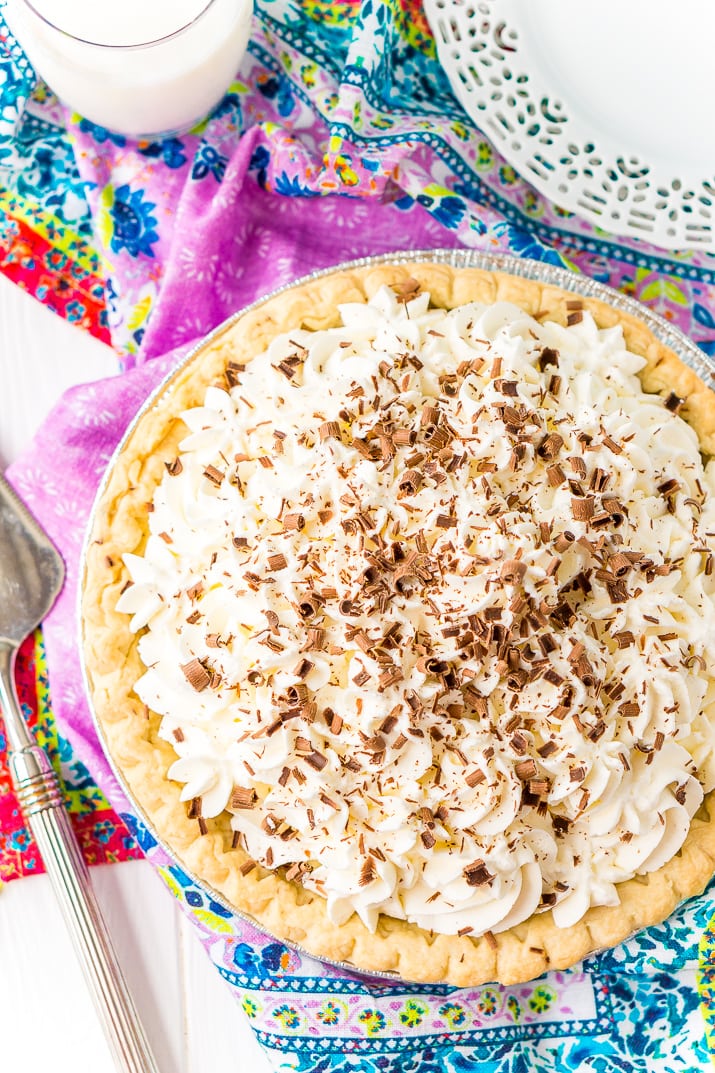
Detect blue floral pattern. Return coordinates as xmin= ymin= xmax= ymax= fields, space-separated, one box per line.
xmin=106 ymin=184 xmax=159 ymax=258
xmin=191 ymin=141 xmax=228 ymax=182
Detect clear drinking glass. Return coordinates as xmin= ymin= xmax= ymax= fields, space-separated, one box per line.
xmin=4 ymin=0 xmax=254 ymax=138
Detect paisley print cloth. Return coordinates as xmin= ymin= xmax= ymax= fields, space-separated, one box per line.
xmin=2 ymin=0 xmax=715 ymax=1069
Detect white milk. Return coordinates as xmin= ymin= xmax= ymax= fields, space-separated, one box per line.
xmin=5 ymin=0 xmax=253 ymax=137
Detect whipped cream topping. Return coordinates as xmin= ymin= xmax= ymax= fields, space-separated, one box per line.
xmin=118 ymin=285 xmax=715 ymax=936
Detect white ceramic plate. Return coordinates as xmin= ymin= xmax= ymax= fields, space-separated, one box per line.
xmin=424 ymin=0 xmax=715 ymax=251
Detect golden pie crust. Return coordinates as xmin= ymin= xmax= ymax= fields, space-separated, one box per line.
xmin=81 ymin=262 xmax=715 ymax=985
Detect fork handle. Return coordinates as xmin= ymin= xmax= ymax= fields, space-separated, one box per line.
xmin=10 ymin=744 xmax=160 ymax=1073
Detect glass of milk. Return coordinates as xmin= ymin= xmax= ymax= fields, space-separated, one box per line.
xmin=4 ymin=0 xmax=253 ymax=138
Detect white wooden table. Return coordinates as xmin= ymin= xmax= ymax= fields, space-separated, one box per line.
xmin=0 ymin=275 xmax=271 ymax=1073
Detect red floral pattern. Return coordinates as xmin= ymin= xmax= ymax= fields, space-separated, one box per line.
xmin=0 ymin=631 xmax=140 ymax=883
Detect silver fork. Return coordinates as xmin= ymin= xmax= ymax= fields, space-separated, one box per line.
xmin=0 ymin=471 xmax=159 ymax=1072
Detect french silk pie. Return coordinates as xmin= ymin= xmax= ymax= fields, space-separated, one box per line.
xmin=82 ymin=260 xmax=715 ymax=985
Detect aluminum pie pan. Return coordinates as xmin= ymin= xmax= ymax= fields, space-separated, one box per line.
xmin=79 ymin=247 xmax=715 ymax=985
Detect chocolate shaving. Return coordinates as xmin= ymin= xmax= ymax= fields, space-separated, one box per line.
xmin=293 ymin=658 xmax=314 ymax=679
xmin=420 ymin=404 xmax=439 ymax=427
xmin=553 ymin=531 xmax=575 ymax=552
xmin=181 ymin=658 xmax=210 ymax=692
xmin=276 ymin=360 xmax=298 ymax=380
xmin=465 ymin=769 xmax=486 ymax=788
xmin=231 ymin=786 xmax=257 ymax=809
xmin=398 ymin=469 xmax=423 ymax=496
xmin=262 ymin=814 xmax=281 ymax=835
xmin=574 ymin=655 xmax=595 ymax=686
xmin=606 ymin=581 xmax=628 ymax=604
xmin=286 ymin=683 xmax=309 ymax=704
xmin=538 ymin=634 xmax=557 ymax=655
xmin=538 ymin=347 xmax=559 ymax=370
xmin=463 ymin=860 xmax=494 ymax=886
xmin=352 ymin=630 xmax=372 ymax=653
xmin=510 ymin=731 xmax=528 ymax=754
xmin=329 ymin=712 xmax=343 ymax=735
xmin=305 ymin=627 xmax=326 ymax=651
xmin=537 ymin=432 xmax=564 ymax=460
xmin=608 ymin=553 xmax=631 ymax=577
xmin=319 ymin=421 xmax=341 ymax=441
xmin=537 ymin=740 xmax=557 ymax=758
xmin=203 ymin=464 xmax=224 ymax=486
xmin=282 ymin=512 xmax=305 ymax=531
xmin=674 ymin=783 xmax=688 ymax=805
xmin=225 ymin=361 xmax=245 ymax=387
xmin=571 ymin=496 xmax=595 ymax=521
xmin=500 ymin=558 xmax=527 ymax=583
xmin=602 ymin=436 xmax=622 ymax=454
xmin=507 ymin=668 xmax=528 ymax=690
xmin=602 ymin=496 xmax=626 ymax=525
xmin=589 ymin=468 xmax=610 ymax=493
xmin=360 ymin=857 xmax=377 ymax=886
xmin=664 ymin=391 xmax=684 ymax=414
xmin=547 ymin=464 xmax=566 ymax=487
xmin=378 ymin=667 xmax=403 ymax=689
xmin=657 ymin=478 xmax=680 ymax=497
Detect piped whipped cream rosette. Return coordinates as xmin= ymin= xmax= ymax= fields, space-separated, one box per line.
xmin=117 ymin=285 xmax=715 ymax=939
